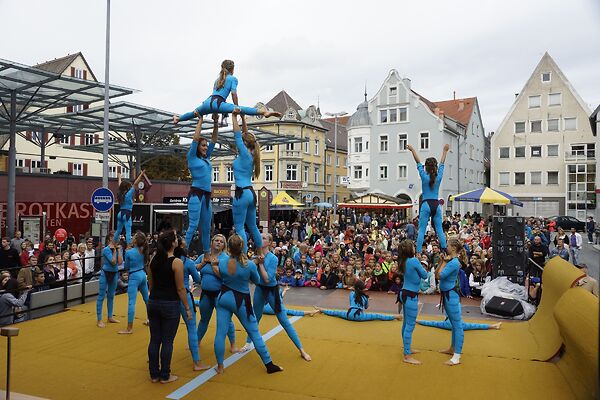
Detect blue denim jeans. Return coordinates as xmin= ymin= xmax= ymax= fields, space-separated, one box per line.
xmin=147 ymin=299 xmax=181 ymax=380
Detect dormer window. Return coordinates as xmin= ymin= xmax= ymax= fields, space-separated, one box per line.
xmin=541 ymin=72 xmax=551 ymax=82
xmin=286 ymin=109 xmax=296 ymax=120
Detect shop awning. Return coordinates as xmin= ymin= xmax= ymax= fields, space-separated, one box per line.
xmin=271 ymin=191 xmax=303 ymax=207
xmin=338 ymin=192 xmax=411 ymax=209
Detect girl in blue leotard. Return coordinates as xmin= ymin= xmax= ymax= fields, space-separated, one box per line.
xmin=114 ymin=170 xmax=146 ymax=244
xmin=397 ymin=239 xmax=429 ymax=364
xmin=213 ymin=234 xmax=283 ymax=374
xmin=316 ymin=280 xmax=402 ymax=321
xmin=173 ymin=60 xmax=281 ymax=123
xmin=96 ymin=233 xmax=123 ymax=328
xmin=239 ymin=233 xmax=312 ymax=361
xmin=417 ymin=319 xmax=501 ymax=331
xmin=195 ymin=234 xmax=238 ymax=353
xmin=407 ymin=143 xmax=450 ymax=254
xmin=435 ymin=237 xmax=466 ymax=366
xmin=260 ymin=285 xmax=320 ymax=317
xmin=185 ymin=115 xmax=219 ymax=255
xmin=118 ymin=231 xmax=149 ymax=334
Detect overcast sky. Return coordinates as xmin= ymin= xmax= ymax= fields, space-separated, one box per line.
xmin=2 ymin=0 xmax=599 ymax=133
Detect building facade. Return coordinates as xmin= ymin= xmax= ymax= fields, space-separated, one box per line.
xmin=346 ymin=70 xmax=486 ymax=216
xmin=491 ymin=53 xmax=596 ymax=219
xmin=321 ymin=118 xmax=350 ymax=205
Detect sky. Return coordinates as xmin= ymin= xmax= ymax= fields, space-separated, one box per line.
xmin=2 ymin=0 xmax=600 ymax=133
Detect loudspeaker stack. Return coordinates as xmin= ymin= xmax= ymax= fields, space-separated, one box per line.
xmin=492 ymin=216 xmax=527 ymax=285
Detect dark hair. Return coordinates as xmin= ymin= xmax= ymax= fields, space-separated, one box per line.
xmin=104 ymin=232 xmax=113 ymax=246
xmin=196 ymin=137 xmax=209 ymax=158
xmin=398 ymin=239 xmax=415 ymax=274
xmin=425 ymin=157 xmax=438 ymax=189
xmin=353 ymin=279 xmax=369 ymax=307
xmin=117 ymin=181 xmax=132 ymax=204
xmin=227 ymin=234 xmax=247 ymax=276
xmin=150 ymin=230 xmax=176 ymax=275
xmin=173 ymin=234 xmax=188 ymax=260
xmin=2 ymin=278 xmax=19 ymax=296
xmin=133 ymin=231 xmax=149 ymax=266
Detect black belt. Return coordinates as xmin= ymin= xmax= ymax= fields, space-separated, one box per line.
xmin=257 ymin=283 xmax=281 ymax=314
xmin=440 ymin=288 xmax=459 ymax=314
xmin=119 ymin=209 xmax=132 ymax=221
xmin=102 ymin=270 xmax=117 ymax=282
xmin=186 ymin=288 xmax=197 ymax=313
xmin=209 ymin=95 xmax=227 ymax=116
xmin=129 ymin=268 xmax=144 ymax=274
xmin=200 ymin=288 xmax=220 ymax=301
xmin=235 ymin=186 xmax=257 ymax=205
xmin=396 ymin=288 xmax=418 ymax=305
xmin=346 ymin=307 xmax=362 ymax=319
xmin=220 ymin=285 xmax=254 ymax=319
xmin=188 ymin=187 xmax=211 ymax=208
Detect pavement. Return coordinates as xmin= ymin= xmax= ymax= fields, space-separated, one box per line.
xmin=577 ymin=241 xmax=600 ymax=281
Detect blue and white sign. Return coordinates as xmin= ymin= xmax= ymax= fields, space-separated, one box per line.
xmin=91 ymin=187 xmax=114 ymax=212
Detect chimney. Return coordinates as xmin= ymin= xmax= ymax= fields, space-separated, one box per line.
xmin=434 ymin=107 xmax=440 ymax=116
xmin=402 ymin=78 xmax=411 ymax=90
xmin=514 ymin=93 xmax=519 ymax=99
xmin=458 ymin=101 xmax=464 ymax=111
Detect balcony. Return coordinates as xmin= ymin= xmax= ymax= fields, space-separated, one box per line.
xmin=564 ymin=151 xmax=595 ymax=163
xmin=279 ymin=149 xmax=302 ymax=159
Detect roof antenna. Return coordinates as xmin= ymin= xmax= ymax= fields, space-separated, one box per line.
xmin=364 ymin=82 xmax=368 ymax=102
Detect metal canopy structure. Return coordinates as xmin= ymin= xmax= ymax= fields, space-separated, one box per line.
xmin=0 ymin=57 xmax=135 ymax=237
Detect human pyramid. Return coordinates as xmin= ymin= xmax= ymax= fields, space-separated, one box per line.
xmin=102 ymin=60 xmax=497 ymax=383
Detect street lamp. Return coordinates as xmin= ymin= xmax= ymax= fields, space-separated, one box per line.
xmin=102 ymin=0 xmax=111 ymax=239
xmin=325 ymin=111 xmax=347 ymax=224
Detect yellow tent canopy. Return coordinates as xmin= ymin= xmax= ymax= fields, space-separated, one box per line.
xmin=271 ymin=191 xmax=303 ymax=207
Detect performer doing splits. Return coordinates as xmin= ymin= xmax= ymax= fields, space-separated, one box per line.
xmin=97 ymin=233 xmax=123 ymax=328
xmin=241 ymin=285 xmax=319 ymax=317
xmin=435 ymin=237 xmax=466 ymax=366
xmin=418 ymin=319 xmax=501 ymax=331
xmin=315 ymin=280 xmax=402 ymax=321
xmin=397 ymin=239 xmax=429 ymax=365
xmin=213 ymin=234 xmax=283 ymax=374
xmin=118 ymin=231 xmax=149 ymax=334
xmin=114 ymin=170 xmax=146 ymax=245
xmin=407 ymin=143 xmax=449 ymax=254
xmin=239 ymin=233 xmax=312 ymax=361
xmin=185 ymin=115 xmax=219 ymax=254
xmin=173 ymin=60 xmax=281 ymax=123
xmin=195 ymin=234 xmax=237 ymax=353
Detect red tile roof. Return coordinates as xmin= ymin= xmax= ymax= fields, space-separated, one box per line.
xmin=322 ymin=115 xmax=351 ymax=126
xmin=433 ymin=97 xmax=477 ymax=126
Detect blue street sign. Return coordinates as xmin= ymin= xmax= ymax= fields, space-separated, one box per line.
xmin=91 ymin=187 xmax=114 ymax=212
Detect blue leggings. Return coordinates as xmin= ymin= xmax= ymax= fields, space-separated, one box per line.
xmin=443 ymin=291 xmax=464 ymax=353
xmin=264 ymin=304 xmax=305 ymax=317
xmin=215 ymin=291 xmax=272 ymax=365
xmin=96 ymin=270 xmax=118 ymax=321
xmin=126 ymin=270 xmax=149 ymax=324
xmin=416 ymin=200 xmax=446 ymax=251
xmin=417 ymin=319 xmax=490 ymax=331
xmin=179 ymin=97 xmax=259 ymax=121
xmin=400 ymin=295 xmax=419 ymax=355
xmin=244 ymin=288 xmax=302 ymax=349
xmin=196 ymin=296 xmax=236 ymax=345
xmin=232 ymin=189 xmax=263 ymax=252
xmin=185 ymin=195 xmax=212 ymax=254
xmin=321 ymin=308 xmax=396 ymax=322
xmin=114 ymin=210 xmax=132 ymax=244
xmin=180 ymin=292 xmax=200 ymax=363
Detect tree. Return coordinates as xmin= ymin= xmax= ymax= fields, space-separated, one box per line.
xmin=142 ymin=135 xmax=190 ymax=181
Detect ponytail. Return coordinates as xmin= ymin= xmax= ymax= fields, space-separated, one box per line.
xmin=425 ymin=157 xmax=438 ymax=189
xmin=353 ymin=280 xmax=368 ymax=307
xmin=133 ymin=231 xmax=149 ymax=266
xmin=215 ymin=60 xmax=234 ymax=90
xmin=227 ymin=234 xmax=248 ymax=276
xmin=252 ymin=138 xmax=261 ymax=179
xmin=150 ymin=230 xmax=175 ymax=274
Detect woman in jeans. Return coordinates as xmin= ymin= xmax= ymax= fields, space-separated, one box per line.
xmin=147 ymin=230 xmax=192 ymax=383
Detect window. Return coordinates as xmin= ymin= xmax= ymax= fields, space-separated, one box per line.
xmin=531 ymin=146 xmax=542 ymax=157
xmin=547 ymin=145 xmax=559 ymax=157
xmin=73 ymin=163 xmax=83 ymax=176
xmin=397 ymin=165 xmax=407 ymax=179
xmin=73 ymin=104 xmax=84 ymax=112
xmin=326 ymin=174 xmax=332 ymax=185
xmin=15 ymin=159 xmax=24 ymax=168
xmin=499 ymin=172 xmax=510 ymax=185
xmin=83 ymin=133 xmax=94 ymax=146
xmin=264 ymin=144 xmax=273 ymax=152
xmin=286 ymin=142 xmax=295 ymax=151
xmin=286 ymin=110 xmax=296 ymax=120
xmin=59 ymin=135 xmax=70 ymax=145
xmin=226 ymin=166 xmax=233 ymax=182
xmin=389 ymin=86 xmax=397 ymax=98
xmin=515 ymin=146 xmax=525 ymax=158
xmin=547 ymin=171 xmax=559 ymax=185
xmin=108 ymin=165 xmax=117 ymax=178
xmin=379 ymin=135 xmax=388 ymax=152
xmin=336 ymin=156 xmax=340 ymax=167
xmin=514 ymin=172 xmax=525 ymax=185
xmin=398 ymin=107 xmax=407 ymax=122
xmin=354 ymin=166 xmax=363 ymax=179
xmin=314 ymin=166 xmax=320 ymax=184
xmin=530 ymin=120 xmax=542 ymax=133
xmin=379 ymin=165 xmax=388 ymax=180
xmin=528 ymin=95 xmax=541 ymax=108
xmin=398 ymin=133 xmax=407 ymax=151
xmin=354 ymin=137 xmax=363 ymax=153
xmin=530 ymin=171 xmax=542 ymax=185
xmin=31 ymin=131 xmax=42 ymax=142
xmin=365 ymin=167 xmax=369 ymax=177
xmin=212 ymin=166 xmax=220 ymax=182
xmin=514 ymin=122 xmax=526 ymax=133
xmin=548 ymin=93 xmax=561 ymax=106
xmin=326 ymin=154 xmax=332 ymax=165
xmin=469 ymin=144 xmax=475 ymax=159
xmin=286 ymin=164 xmax=297 ymax=181
xmin=73 ymin=68 xmax=84 ymax=79
xmin=264 ymin=165 xmax=273 ymax=182
xmin=564 ymin=117 xmax=577 ymax=131
xmin=419 ymin=132 xmax=429 ymax=150
xmin=31 ymin=160 xmax=42 ymax=169
xmin=499 ymin=147 xmax=510 ymax=158
xmin=389 ymin=108 xmax=397 ymax=123
xmin=541 ymin=72 xmax=551 ymax=82
xmin=548 ymin=119 xmax=559 ymax=132
xmin=121 ymin=167 xmax=129 ymax=179
xmin=314 ymin=140 xmax=319 ymax=155
xmin=304 ymin=140 xmax=310 ymax=154
xmin=303 ymin=165 xmax=310 ymax=182
xmin=380 ymin=110 xmax=388 ymax=124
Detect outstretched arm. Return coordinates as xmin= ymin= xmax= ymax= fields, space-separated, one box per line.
xmin=133 ymin=170 xmax=146 ymax=187
xmin=406 ymin=144 xmax=421 ymax=164
xmin=232 ymin=92 xmax=239 ymax=106
xmin=440 ymin=144 xmax=450 ymax=164
xmin=117 ymin=172 xmax=122 ymax=187
xmin=193 ymin=115 xmax=204 ymax=142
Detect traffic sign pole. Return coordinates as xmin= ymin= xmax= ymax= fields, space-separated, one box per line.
xmin=92 ymin=188 xmax=115 ymax=240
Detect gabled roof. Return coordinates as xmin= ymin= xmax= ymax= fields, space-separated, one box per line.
xmin=322 ymin=115 xmax=351 ymax=126
xmin=33 ymin=52 xmax=98 ymax=81
xmin=433 ymin=97 xmax=477 ymax=126
xmin=411 ymin=89 xmax=437 ymax=113
xmin=320 ymin=119 xmax=348 ymax=152
xmin=265 ymin=90 xmax=303 ymax=115
xmin=591 ymin=104 xmax=600 ymax=136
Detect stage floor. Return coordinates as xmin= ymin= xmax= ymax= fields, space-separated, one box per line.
xmin=0 ymin=289 xmax=577 ymax=400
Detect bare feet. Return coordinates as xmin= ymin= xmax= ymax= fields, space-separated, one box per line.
xmin=313 ymin=306 xmax=323 ymax=312
xmin=173 ymin=115 xmax=180 ymax=124
xmin=232 ymin=107 xmax=241 ymax=115
xmin=238 ymin=344 xmax=251 ymax=353
xmin=444 ymin=359 xmax=460 ymax=366
xmin=117 ymin=329 xmax=133 ymax=335
xmin=306 ymin=309 xmax=320 ymax=317
xmin=108 ymin=317 xmax=120 ymax=324
xmin=300 ymin=349 xmax=311 ymax=362
xmin=229 ymin=345 xmax=240 ymax=353
xmin=394 ymin=314 xmax=403 ymax=321
xmin=215 ymin=364 xmax=225 ymax=374
xmin=439 ymin=348 xmax=454 ymax=355
xmin=97 ymin=321 xmax=106 ymax=328
xmin=490 ymin=322 xmax=502 ymax=330
xmin=264 ymin=111 xmax=282 ymax=118
xmin=193 ymin=362 xmax=211 ymax=371
xmin=160 ymin=375 xmax=179 ymax=383
xmin=410 ymin=349 xmax=421 ymax=354
xmin=143 ymin=320 xmax=150 ymax=326
xmin=403 ymin=356 xmax=422 ymax=365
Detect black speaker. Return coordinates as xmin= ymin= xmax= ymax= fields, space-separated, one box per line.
xmin=485 ymin=296 xmax=524 ymax=317
xmin=492 ymin=216 xmax=527 ymax=282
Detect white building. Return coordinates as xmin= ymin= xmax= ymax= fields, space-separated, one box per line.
xmin=491 ymin=52 xmax=596 ymax=219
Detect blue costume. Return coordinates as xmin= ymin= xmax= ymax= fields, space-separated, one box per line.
xmin=214 ymin=256 xmax=274 ymax=367
xmin=418 ymin=319 xmax=491 ymax=330
xmin=185 ymin=140 xmax=216 ymax=254
xmin=96 ymin=246 xmax=120 ymax=321
xmin=263 ymin=304 xmax=305 ymax=317
xmin=124 ymin=247 xmax=149 ymax=324
xmin=416 ymin=162 xmax=446 ymax=251
xmin=178 ymin=75 xmax=260 ymax=121
xmin=179 ymin=256 xmax=202 ymax=363
xmin=244 ymin=252 xmax=303 ymax=350
xmin=321 ymin=292 xmax=397 ymax=322
xmin=232 ymin=130 xmax=262 ymax=252
xmin=114 ymin=187 xmax=135 ymax=244
xmin=439 ymin=257 xmax=464 ymax=354
xmin=399 ymin=257 xmax=428 ymax=355
xmin=195 ymin=253 xmax=236 ymax=346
